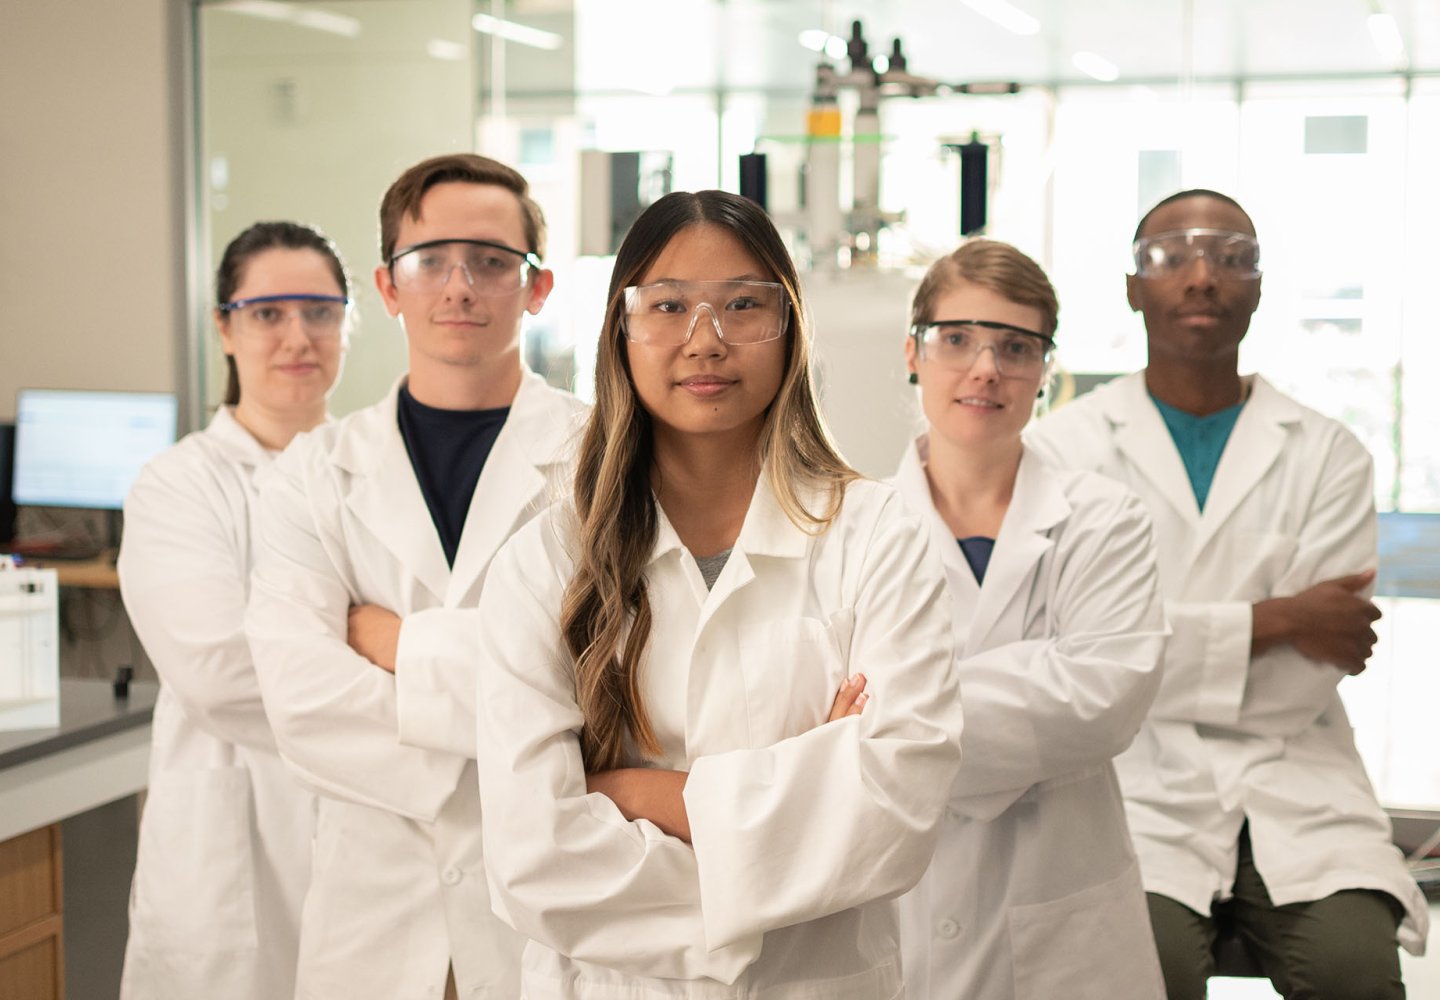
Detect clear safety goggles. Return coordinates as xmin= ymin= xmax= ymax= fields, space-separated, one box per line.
xmin=1132 ymin=228 xmax=1262 ymax=280
xmin=388 ymin=239 xmax=541 ymax=296
xmin=622 ymin=280 xmax=790 ymax=347
xmin=911 ymin=320 xmax=1055 ymax=379
xmin=219 ymin=294 xmax=349 ymax=339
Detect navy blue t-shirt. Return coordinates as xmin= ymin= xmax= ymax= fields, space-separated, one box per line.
xmin=396 ymin=385 xmax=509 ymax=567
xmin=958 ymin=536 xmax=995 ymax=584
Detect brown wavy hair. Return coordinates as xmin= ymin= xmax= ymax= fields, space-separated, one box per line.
xmin=563 ymin=190 xmax=857 ymax=771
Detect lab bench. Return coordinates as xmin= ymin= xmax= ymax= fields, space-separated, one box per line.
xmin=0 ymin=678 xmax=156 ymax=999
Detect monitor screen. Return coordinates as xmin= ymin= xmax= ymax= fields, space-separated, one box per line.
xmin=11 ymin=389 xmax=178 ymax=510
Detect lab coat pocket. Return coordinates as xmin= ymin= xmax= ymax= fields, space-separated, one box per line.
xmin=131 ymin=766 xmax=258 ymax=950
xmin=1008 ymin=863 xmax=1162 ymax=1000
xmin=738 ymin=615 xmax=850 ymax=745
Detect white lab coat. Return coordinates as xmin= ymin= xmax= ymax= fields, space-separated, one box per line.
xmin=890 ymin=438 xmax=1167 ymax=1000
xmin=246 ymin=371 xmax=587 ymax=1000
xmin=118 ymin=407 xmax=315 ymax=1000
xmin=1027 ymin=372 xmax=1429 ymax=955
xmin=473 ymin=476 xmax=963 ymax=999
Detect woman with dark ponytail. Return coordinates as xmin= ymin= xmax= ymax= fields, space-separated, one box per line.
xmin=473 ymin=190 xmax=962 ymax=999
xmin=118 ymin=221 xmax=350 ymax=999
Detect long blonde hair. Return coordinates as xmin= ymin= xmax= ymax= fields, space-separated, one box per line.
xmin=563 ymin=190 xmax=857 ymax=771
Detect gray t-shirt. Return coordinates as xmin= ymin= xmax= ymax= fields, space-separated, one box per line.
xmin=693 ymin=548 xmax=732 ymax=590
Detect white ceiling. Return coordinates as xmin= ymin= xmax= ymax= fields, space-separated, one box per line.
xmin=520 ymin=0 xmax=1440 ymax=93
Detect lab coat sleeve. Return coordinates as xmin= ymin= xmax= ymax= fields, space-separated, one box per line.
xmin=246 ymin=449 xmax=465 ymax=822
xmin=1229 ymin=427 xmax=1378 ymax=736
xmin=474 ymin=517 xmax=764 ymax=983
xmin=395 ymin=607 xmax=479 ymax=757
xmin=684 ymin=496 xmax=963 ymax=952
xmin=947 ymin=490 xmax=1166 ymax=816
xmin=118 ymin=454 xmax=275 ymax=754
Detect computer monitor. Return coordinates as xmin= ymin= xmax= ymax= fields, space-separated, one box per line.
xmin=11 ymin=389 xmax=178 ymax=511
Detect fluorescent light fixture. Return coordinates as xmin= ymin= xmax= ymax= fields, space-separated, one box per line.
xmin=1072 ymin=51 xmax=1120 ymax=82
xmin=214 ymin=0 xmax=291 ymax=22
xmin=426 ymin=39 xmax=467 ymax=61
xmin=213 ymin=1 xmax=360 ymax=37
xmin=798 ymin=29 xmax=829 ymax=52
xmin=472 ymin=13 xmax=563 ymax=51
xmin=959 ymin=0 xmax=1040 ymax=37
xmin=1367 ymin=13 xmax=1406 ymax=65
xmin=799 ymin=29 xmax=852 ymax=61
xmin=293 ymin=9 xmax=360 ymax=38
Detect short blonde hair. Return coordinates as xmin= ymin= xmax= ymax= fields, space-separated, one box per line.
xmin=911 ymin=239 xmax=1059 ymax=337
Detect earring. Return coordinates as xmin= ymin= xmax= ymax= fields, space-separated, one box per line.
xmin=1036 ymin=387 xmax=1045 ymax=399
xmin=908 ymin=372 xmax=918 ymax=385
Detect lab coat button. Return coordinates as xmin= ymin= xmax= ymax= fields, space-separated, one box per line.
xmin=441 ymin=867 xmax=462 ymax=886
xmin=936 ymin=918 xmax=960 ymax=939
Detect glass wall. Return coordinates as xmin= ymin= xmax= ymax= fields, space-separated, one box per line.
xmin=194 ymin=1 xmax=1440 ymax=806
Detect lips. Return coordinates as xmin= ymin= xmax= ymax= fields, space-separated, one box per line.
xmin=955 ymin=396 xmax=1002 ymax=409
xmin=679 ymin=374 xmax=736 ymax=398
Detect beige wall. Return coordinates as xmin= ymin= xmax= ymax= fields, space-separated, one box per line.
xmin=0 ymin=0 xmax=184 ymax=422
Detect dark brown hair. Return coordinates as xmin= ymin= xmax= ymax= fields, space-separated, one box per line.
xmin=378 ymin=153 xmax=546 ymax=263
xmin=215 ymin=221 xmax=349 ymax=405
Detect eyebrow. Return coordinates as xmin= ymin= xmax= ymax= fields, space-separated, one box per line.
xmin=643 ymin=274 xmax=769 ymax=284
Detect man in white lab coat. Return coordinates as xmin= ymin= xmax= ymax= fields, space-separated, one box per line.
xmin=1028 ymin=189 xmax=1427 ymax=1000
xmin=246 ymin=153 xmax=585 ymax=1000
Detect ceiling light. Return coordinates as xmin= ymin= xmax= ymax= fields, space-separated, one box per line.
xmin=471 ymin=13 xmax=563 ymax=51
xmin=798 ymin=29 xmax=829 ymax=52
xmin=293 ymin=9 xmax=360 ymax=38
xmin=213 ymin=1 xmax=360 ymax=37
xmin=1072 ymin=51 xmax=1120 ymax=82
xmin=426 ymin=39 xmax=467 ymax=61
xmin=959 ymin=0 xmax=1040 ymax=37
xmin=1367 ymin=13 xmax=1406 ymax=66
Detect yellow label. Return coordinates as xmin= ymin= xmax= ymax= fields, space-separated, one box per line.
xmin=806 ymin=107 xmax=842 ymax=138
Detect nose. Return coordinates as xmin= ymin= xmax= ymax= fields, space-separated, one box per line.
xmin=683 ymin=304 xmax=728 ymax=357
xmin=441 ymin=261 xmax=477 ymax=299
xmin=277 ymin=310 xmax=314 ymax=350
xmin=1180 ymin=252 xmax=1219 ymax=288
xmin=969 ymin=343 xmax=1001 ymax=380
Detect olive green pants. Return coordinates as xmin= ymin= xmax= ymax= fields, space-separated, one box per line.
xmin=1145 ymin=826 xmax=1406 ymax=1000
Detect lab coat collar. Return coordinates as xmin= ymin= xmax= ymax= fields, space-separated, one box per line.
xmin=340 ymin=378 xmax=453 ymax=603
xmin=205 ymin=406 xmax=273 ymax=469
xmin=206 ymin=404 xmax=334 ymax=470
xmin=445 ymin=370 xmax=582 ymax=603
xmin=648 ymin=472 xmax=814 ymax=568
xmin=335 ymin=370 xmax=581 ymax=605
xmin=1100 ymin=371 xmax=1298 ymax=549
xmin=1190 ymin=373 xmax=1299 ymax=553
xmin=894 ymin=436 xmax=1067 ymax=655
xmin=1098 ymin=372 xmax=1198 ymax=523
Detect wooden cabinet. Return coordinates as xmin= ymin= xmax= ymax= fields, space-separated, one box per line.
xmin=0 ymin=823 xmax=64 ymax=999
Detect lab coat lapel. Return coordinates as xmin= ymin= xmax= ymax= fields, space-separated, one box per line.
xmin=1191 ymin=375 xmax=1293 ymax=555
xmin=1106 ymin=373 xmax=1201 ymax=524
xmin=965 ymin=448 xmax=1066 ymax=656
xmin=340 ymin=380 xmax=452 ymax=604
xmin=694 ymin=475 xmax=807 ymax=634
xmin=891 ymin=438 xmax=982 ymax=631
xmin=446 ymin=372 xmax=572 ymax=605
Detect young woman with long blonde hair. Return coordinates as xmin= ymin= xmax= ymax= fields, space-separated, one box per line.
xmin=473 ymin=190 xmax=962 ymax=999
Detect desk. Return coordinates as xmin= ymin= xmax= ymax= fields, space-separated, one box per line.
xmin=0 ymin=678 xmax=156 ymax=999
xmin=24 ymin=551 xmax=119 ymax=591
